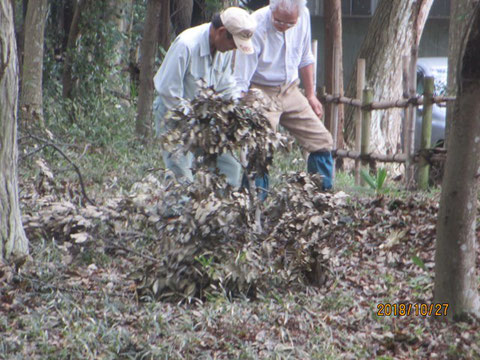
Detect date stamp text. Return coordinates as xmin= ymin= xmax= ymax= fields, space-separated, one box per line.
xmin=376 ymin=303 xmax=449 ymax=317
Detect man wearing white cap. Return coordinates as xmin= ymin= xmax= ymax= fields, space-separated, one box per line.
xmin=235 ymin=0 xmax=334 ymax=194
xmin=153 ymin=7 xmax=257 ymax=187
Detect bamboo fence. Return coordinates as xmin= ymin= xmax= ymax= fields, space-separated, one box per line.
xmin=319 ymin=57 xmax=455 ymax=189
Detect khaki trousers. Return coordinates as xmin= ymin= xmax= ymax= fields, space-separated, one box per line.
xmin=248 ymin=81 xmax=333 ymax=153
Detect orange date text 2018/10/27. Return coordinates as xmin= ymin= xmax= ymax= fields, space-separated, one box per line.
xmin=376 ymin=303 xmax=449 ymax=317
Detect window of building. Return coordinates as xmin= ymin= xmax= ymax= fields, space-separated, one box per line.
xmin=309 ymin=0 xmax=450 ymax=18
xmin=349 ymin=0 xmax=377 ymax=16
xmin=430 ymin=0 xmax=451 ymax=18
xmin=310 ymin=0 xmax=378 ymax=17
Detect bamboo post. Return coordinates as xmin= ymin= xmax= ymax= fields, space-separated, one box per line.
xmin=329 ymin=45 xmax=337 ymax=142
xmin=417 ymin=76 xmax=434 ymax=190
xmin=360 ymin=88 xmax=373 ymax=185
xmin=331 ymin=43 xmax=341 ymax=180
xmin=354 ymin=58 xmax=366 ymax=185
xmin=312 ymin=39 xmax=318 ymax=90
xmin=402 ymin=57 xmax=411 ymax=182
xmin=404 ymin=54 xmax=418 ymax=188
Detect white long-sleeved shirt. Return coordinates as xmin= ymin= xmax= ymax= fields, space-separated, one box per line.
xmin=153 ymin=23 xmax=237 ymax=119
xmin=234 ymin=6 xmax=315 ymax=93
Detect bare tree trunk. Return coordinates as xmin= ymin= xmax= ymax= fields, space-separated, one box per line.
xmin=159 ymin=0 xmax=170 ymax=49
xmin=323 ymin=0 xmax=344 ymax=152
xmin=192 ymin=0 xmax=237 ymax=26
xmin=171 ymin=0 xmax=193 ymax=35
xmin=20 ymin=0 xmax=48 ymax=127
xmin=12 ymin=0 xmax=28 ymax=81
xmin=62 ymin=0 xmax=87 ymax=99
xmin=12 ymin=0 xmax=20 ymax=73
xmin=0 ymin=0 xmax=29 ymax=261
xmin=135 ymin=0 xmax=162 ymax=138
xmin=344 ymin=0 xmax=433 ymax=155
xmin=434 ymin=4 xmax=480 ymax=321
xmin=445 ymin=0 xmax=477 ymax=146
xmin=108 ymin=0 xmax=134 ymax=99
xmin=57 ymin=0 xmax=75 ymax=52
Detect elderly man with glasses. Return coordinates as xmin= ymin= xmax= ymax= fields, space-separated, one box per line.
xmin=235 ymin=0 xmax=334 ymax=195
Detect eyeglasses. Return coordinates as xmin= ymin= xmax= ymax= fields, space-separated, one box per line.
xmin=272 ymin=16 xmax=297 ymax=28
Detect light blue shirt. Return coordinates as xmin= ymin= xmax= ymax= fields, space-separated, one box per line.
xmin=234 ymin=6 xmax=315 ymax=93
xmin=153 ymin=23 xmax=238 ymax=121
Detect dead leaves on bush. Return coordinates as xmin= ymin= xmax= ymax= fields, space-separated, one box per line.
xmin=160 ymin=85 xmax=291 ymax=176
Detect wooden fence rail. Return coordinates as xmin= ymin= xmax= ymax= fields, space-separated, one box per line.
xmin=333 ymin=149 xmax=407 ymax=163
xmin=319 ymin=93 xmax=455 ymax=110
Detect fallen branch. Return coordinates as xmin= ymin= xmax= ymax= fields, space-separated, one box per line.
xmin=20 ymin=144 xmax=49 ymax=160
xmin=28 ymin=134 xmax=95 ymax=206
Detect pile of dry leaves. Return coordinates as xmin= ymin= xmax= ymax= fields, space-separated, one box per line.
xmin=22 ymin=163 xmax=349 ymax=301
xmin=20 ymin=87 xmax=353 ymax=301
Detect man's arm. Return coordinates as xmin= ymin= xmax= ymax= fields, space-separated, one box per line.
xmin=153 ymin=39 xmax=189 ymax=111
xmin=299 ymin=63 xmax=323 ymax=119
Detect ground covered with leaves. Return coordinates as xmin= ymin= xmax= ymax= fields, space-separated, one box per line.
xmin=3 ymin=88 xmax=479 ymax=359
xmin=2 ymin=161 xmax=480 ymax=359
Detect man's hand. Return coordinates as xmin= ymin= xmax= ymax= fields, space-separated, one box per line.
xmin=307 ymin=95 xmax=324 ymax=119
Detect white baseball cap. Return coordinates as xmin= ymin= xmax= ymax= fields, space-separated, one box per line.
xmin=220 ymin=7 xmax=257 ymax=54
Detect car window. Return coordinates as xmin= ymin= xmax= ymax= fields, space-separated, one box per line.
xmin=433 ymin=76 xmax=447 ymax=96
xmin=416 ymin=71 xmax=425 ymax=95
xmin=416 ymin=67 xmax=447 ymax=96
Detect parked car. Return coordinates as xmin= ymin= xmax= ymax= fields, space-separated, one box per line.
xmin=414 ymin=57 xmax=448 ymax=150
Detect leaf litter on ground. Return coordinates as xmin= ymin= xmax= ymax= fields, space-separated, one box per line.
xmin=5 ymin=167 xmax=479 ymax=359
xmin=6 ymin=87 xmax=480 ymax=359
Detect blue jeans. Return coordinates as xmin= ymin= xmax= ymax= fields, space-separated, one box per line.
xmin=241 ymin=172 xmax=269 ymax=201
xmin=307 ymin=151 xmax=334 ymax=190
xmin=244 ymin=151 xmax=334 ymax=199
xmin=162 ymin=151 xmax=242 ymax=187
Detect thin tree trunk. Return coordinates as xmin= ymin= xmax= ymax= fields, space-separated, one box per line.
xmin=434 ymin=4 xmax=480 ymax=321
xmin=20 ymin=0 xmax=48 ymax=127
xmin=0 ymin=0 xmax=29 ymax=261
xmin=11 ymin=0 xmax=20 ymax=72
xmin=159 ymin=0 xmax=170 ymax=49
xmin=192 ymin=0 xmax=237 ymax=26
xmin=445 ymin=0 xmax=477 ymax=147
xmin=108 ymin=0 xmax=134 ymax=100
xmin=344 ymin=0 xmax=433 ymax=155
xmin=128 ymin=0 xmax=142 ymax=97
xmin=135 ymin=0 xmax=162 ymax=138
xmin=13 ymin=0 xmax=28 ymax=80
xmin=323 ymin=0 xmax=344 ymax=153
xmin=60 ymin=0 xmax=75 ymax=52
xmin=171 ymin=0 xmax=193 ymax=35
xmin=62 ymin=0 xmax=87 ymax=99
